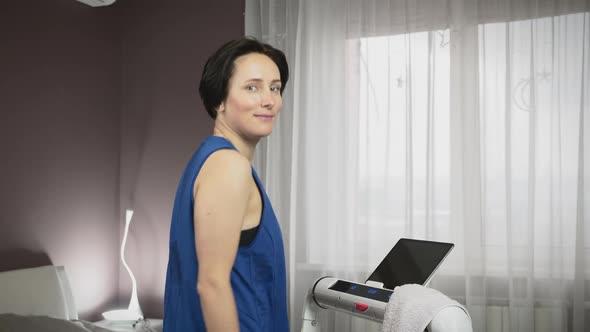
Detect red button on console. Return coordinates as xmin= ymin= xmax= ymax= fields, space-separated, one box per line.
xmin=355 ymin=302 xmax=369 ymax=311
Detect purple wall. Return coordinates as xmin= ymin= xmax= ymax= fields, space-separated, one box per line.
xmin=0 ymin=0 xmax=244 ymax=320
xmin=0 ymin=0 xmax=121 ymax=319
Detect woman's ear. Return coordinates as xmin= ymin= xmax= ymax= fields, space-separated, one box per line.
xmin=216 ymin=102 xmax=225 ymax=114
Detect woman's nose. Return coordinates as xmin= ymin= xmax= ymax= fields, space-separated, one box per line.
xmin=261 ymin=91 xmax=275 ymax=108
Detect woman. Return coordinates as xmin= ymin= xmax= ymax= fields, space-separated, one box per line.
xmin=163 ymin=38 xmax=289 ymax=332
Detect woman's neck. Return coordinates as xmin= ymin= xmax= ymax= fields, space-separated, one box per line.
xmin=212 ymin=125 xmax=257 ymax=162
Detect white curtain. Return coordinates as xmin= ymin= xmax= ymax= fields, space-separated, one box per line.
xmin=246 ymin=0 xmax=590 ymax=331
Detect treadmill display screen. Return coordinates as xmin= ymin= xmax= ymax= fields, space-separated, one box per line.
xmin=329 ymin=280 xmax=393 ymax=303
xmin=366 ymin=238 xmax=454 ymax=290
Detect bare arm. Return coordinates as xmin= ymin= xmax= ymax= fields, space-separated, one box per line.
xmin=193 ymin=149 xmax=251 ymax=332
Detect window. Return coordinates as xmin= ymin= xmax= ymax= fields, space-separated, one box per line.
xmin=357 ymin=29 xmax=452 ymax=255
xmin=351 ymin=12 xmax=590 ymax=279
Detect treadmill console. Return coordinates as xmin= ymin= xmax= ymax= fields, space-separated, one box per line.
xmin=304 ymin=239 xmax=457 ymax=329
xmin=312 ymin=277 xmax=391 ymax=321
xmin=328 ymin=280 xmax=392 ymax=303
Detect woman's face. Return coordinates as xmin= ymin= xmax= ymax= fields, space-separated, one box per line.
xmin=216 ymin=53 xmax=283 ymax=141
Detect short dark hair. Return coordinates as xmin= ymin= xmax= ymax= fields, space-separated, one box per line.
xmin=198 ymin=37 xmax=289 ymax=119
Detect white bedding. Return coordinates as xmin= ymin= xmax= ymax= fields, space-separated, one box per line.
xmin=0 ymin=314 xmax=114 ymax=332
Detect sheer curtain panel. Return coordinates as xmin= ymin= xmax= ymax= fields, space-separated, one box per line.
xmin=246 ymin=0 xmax=590 ymax=331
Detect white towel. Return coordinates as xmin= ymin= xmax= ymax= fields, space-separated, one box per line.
xmin=381 ymin=284 xmax=468 ymax=332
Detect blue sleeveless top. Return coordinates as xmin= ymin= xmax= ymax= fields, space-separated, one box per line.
xmin=163 ymin=136 xmax=289 ymax=332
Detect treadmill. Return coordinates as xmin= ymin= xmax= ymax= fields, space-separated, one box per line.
xmin=300 ymin=238 xmax=472 ymax=332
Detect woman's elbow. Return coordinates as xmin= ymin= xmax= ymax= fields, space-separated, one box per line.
xmin=197 ymin=275 xmax=231 ymax=297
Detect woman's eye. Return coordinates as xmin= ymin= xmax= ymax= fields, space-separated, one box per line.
xmin=271 ymin=86 xmax=281 ymax=93
xmin=247 ymin=85 xmax=258 ymax=91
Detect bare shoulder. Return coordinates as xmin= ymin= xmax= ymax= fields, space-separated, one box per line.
xmin=195 ymin=149 xmax=251 ymax=190
xmin=206 ymin=149 xmax=250 ymax=169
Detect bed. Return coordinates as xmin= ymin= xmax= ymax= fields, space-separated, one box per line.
xmin=0 ymin=265 xmax=158 ymax=332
